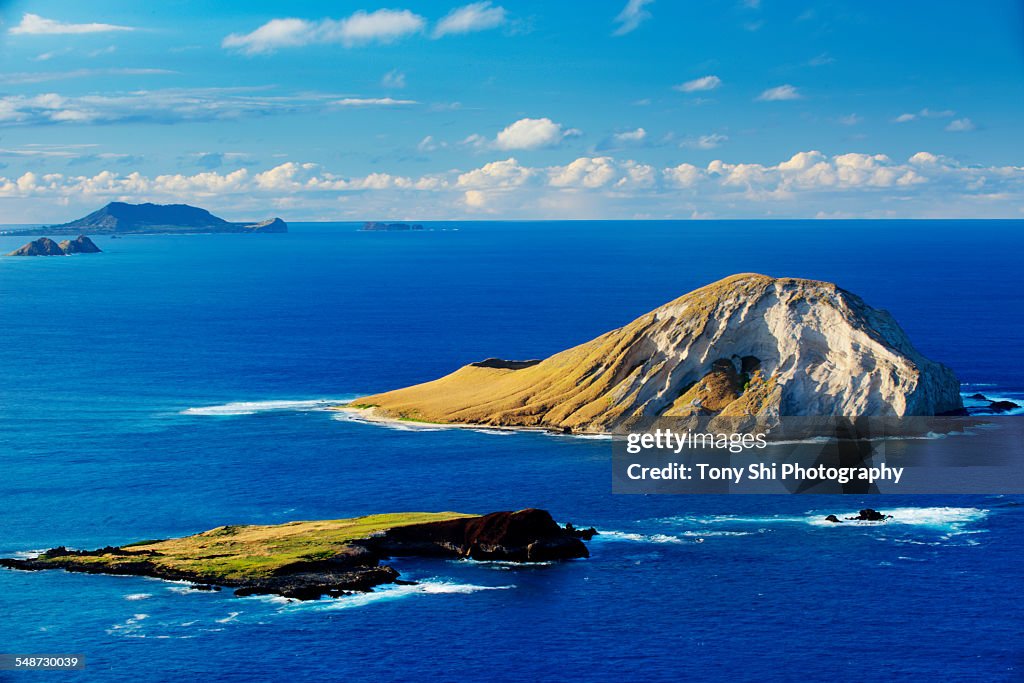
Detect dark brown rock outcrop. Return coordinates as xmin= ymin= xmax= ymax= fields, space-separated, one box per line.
xmin=362 ymin=509 xmax=590 ymax=562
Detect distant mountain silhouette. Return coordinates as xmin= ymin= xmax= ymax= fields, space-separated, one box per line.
xmin=10 ymin=202 xmax=288 ymax=235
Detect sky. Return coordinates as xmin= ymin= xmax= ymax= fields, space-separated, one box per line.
xmin=0 ymin=0 xmax=1021 ymax=222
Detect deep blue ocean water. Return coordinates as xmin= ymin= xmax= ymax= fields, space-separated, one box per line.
xmin=1 ymin=220 xmax=1022 ymax=682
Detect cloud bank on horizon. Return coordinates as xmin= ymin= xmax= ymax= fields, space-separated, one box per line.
xmin=0 ymin=1 xmax=1021 ymax=221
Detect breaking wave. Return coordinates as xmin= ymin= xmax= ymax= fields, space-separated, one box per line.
xmin=181 ymin=398 xmax=352 ymax=416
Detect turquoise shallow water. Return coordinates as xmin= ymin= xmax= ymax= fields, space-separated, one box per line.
xmin=0 ymin=221 xmax=1022 ymax=681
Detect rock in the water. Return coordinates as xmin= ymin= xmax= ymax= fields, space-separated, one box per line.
xmin=8 ymin=235 xmax=102 ymax=256
xmin=988 ymin=400 xmax=1020 ymax=413
xmin=969 ymin=393 xmax=988 ymax=400
xmin=346 ymin=274 xmax=963 ymax=431
xmin=7 ymin=237 xmax=66 ymax=256
xmin=824 ymin=514 xmax=842 ymax=523
xmin=846 ymin=508 xmax=891 ymax=521
xmin=58 ymin=235 xmax=102 ymax=254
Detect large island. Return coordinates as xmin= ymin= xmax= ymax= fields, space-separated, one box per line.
xmin=1 ymin=509 xmax=593 ymax=600
xmin=340 ymin=274 xmax=963 ymax=433
xmin=4 ymin=202 xmax=287 ymax=236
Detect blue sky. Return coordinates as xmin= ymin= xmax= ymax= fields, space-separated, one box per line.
xmin=0 ymin=0 xmax=1021 ymax=221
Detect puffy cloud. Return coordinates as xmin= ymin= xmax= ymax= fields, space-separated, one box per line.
xmin=463 ymin=189 xmax=487 ymax=208
xmin=457 ymin=158 xmax=535 ymax=187
xmin=664 ymin=163 xmax=701 ymax=188
xmin=613 ymin=128 xmax=647 ymax=143
xmin=9 ymin=13 xmax=133 ymax=35
xmin=617 ymin=160 xmax=656 ymax=189
xmin=254 ymin=162 xmax=319 ymax=191
xmin=433 ymin=2 xmax=507 ymax=37
xmin=756 ymin=84 xmax=802 ymax=101
xmin=946 ymin=118 xmax=975 ymax=132
xmin=334 ymin=97 xmax=417 ymax=107
xmin=549 ymin=157 xmax=617 ymax=188
xmin=2 ymin=151 xmax=1021 ymax=220
xmin=223 ymin=10 xmax=426 ymax=54
xmin=493 ymin=117 xmax=579 ymax=150
xmin=612 ymin=0 xmax=654 ymax=36
xmin=674 ymin=75 xmax=721 ymax=93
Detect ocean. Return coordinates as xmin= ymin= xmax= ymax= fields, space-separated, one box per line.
xmin=1 ymin=220 xmax=1022 ymax=682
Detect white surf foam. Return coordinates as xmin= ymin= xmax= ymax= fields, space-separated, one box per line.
xmin=595 ymin=530 xmax=685 ymax=544
xmin=124 ymin=593 xmax=152 ymax=601
xmin=182 ymin=398 xmax=352 ymax=416
xmin=236 ymin=579 xmax=515 ymax=614
xmin=330 ymin=412 xmax=447 ymax=431
xmin=807 ymin=506 xmax=989 ymax=532
xmin=301 ymin=580 xmax=514 ymax=612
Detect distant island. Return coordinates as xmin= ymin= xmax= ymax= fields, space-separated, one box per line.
xmin=340 ymin=274 xmax=964 ymax=433
xmin=8 ymin=235 xmax=101 ymax=257
xmin=4 ymin=202 xmax=287 ymax=236
xmin=1 ymin=509 xmax=593 ymax=600
xmin=361 ymin=221 xmax=424 ymax=231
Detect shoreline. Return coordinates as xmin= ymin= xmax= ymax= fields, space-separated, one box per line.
xmin=1 ymin=509 xmax=594 ymax=601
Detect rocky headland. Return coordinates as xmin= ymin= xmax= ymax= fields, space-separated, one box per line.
xmin=0 ymin=509 xmax=593 ymax=601
xmin=8 ymin=235 xmax=101 ymax=256
xmin=341 ymin=274 xmax=963 ymax=433
xmin=4 ymin=202 xmax=287 ymax=236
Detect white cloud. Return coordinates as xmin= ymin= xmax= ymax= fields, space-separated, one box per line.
xmin=674 ymin=75 xmax=721 ymax=93
xmin=334 ymin=97 xmax=417 ymax=107
xmin=381 ymin=69 xmax=407 ymax=89
xmin=492 ymin=117 xmax=579 ymax=150
xmin=9 ymin=13 xmax=134 ymax=35
xmin=549 ymin=157 xmax=617 ymax=188
xmin=613 ymin=128 xmax=647 ymax=143
xmin=463 ymin=189 xmax=487 ymax=208
xmin=0 ymin=68 xmax=176 ymax=85
xmin=4 ymin=152 xmax=1022 ymax=220
xmin=946 ymin=118 xmax=975 ymax=132
xmin=418 ymin=135 xmax=443 ymax=152
xmin=457 ymin=157 xmax=535 ymax=187
xmin=0 ymin=88 xmax=344 ymax=126
xmin=680 ymin=134 xmax=728 ymax=150
xmin=433 ymin=2 xmax=507 ymax=38
xmin=895 ymin=108 xmax=956 ymax=123
xmin=664 ymin=163 xmax=701 ymax=188
xmin=223 ymin=10 xmax=425 ymax=54
xmin=838 ymin=113 xmax=862 ymax=126
xmin=612 ymin=0 xmax=654 ymax=36
xmin=756 ymin=84 xmax=801 ymax=101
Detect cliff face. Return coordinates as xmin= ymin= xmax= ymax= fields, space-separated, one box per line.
xmin=348 ymin=274 xmax=962 ymax=432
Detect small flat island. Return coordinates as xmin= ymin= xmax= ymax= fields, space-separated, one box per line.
xmin=1 ymin=509 xmax=594 ymax=600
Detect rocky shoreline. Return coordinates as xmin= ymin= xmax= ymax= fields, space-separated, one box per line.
xmin=0 ymin=509 xmax=595 ymax=601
